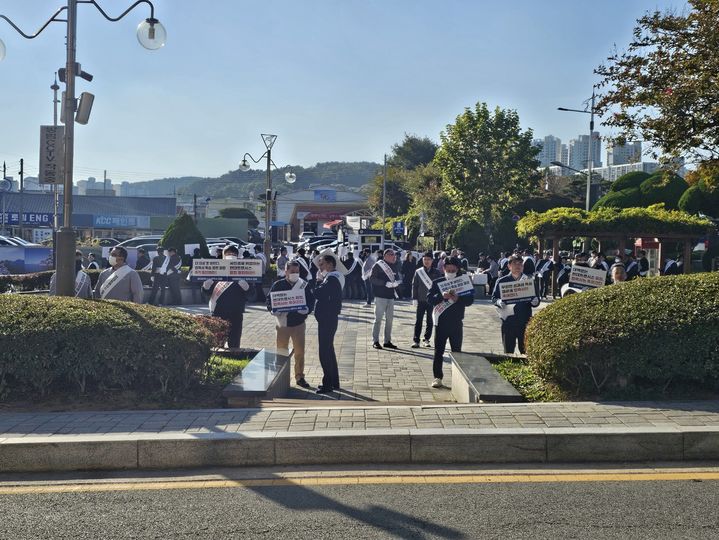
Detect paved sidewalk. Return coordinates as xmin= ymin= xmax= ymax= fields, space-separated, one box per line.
xmin=178 ymin=297 xmax=509 ymax=403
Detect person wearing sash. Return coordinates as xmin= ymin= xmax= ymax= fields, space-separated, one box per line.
xmin=313 ymin=252 xmax=346 ymax=394
xmin=94 ymin=247 xmax=144 ymax=303
xmin=135 ymin=248 xmax=151 ymax=272
xmin=202 ymin=245 xmax=250 ymax=351
xmin=536 ymin=251 xmax=554 ymax=298
xmin=623 ymin=252 xmax=640 ymax=280
xmin=86 ymin=252 xmax=100 ymax=271
xmin=411 ymin=251 xmax=441 ymax=348
xmin=148 ymin=246 xmax=169 ymax=305
xmin=370 ymin=249 xmax=402 ymax=350
xmin=49 ymin=250 xmax=92 ymax=299
xmin=522 ymin=248 xmax=536 ymax=277
xmin=426 ymin=257 xmax=475 ymax=388
xmin=638 ymin=250 xmax=649 ymax=277
xmin=400 ymin=251 xmax=416 ymax=300
xmin=662 ymin=255 xmax=680 ymax=276
xmin=361 ymin=249 xmax=378 ymax=307
xmin=276 ymin=247 xmax=288 ymax=279
xmin=343 ymin=251 xmax=362 ymax=299
xmin=492 ymin=255 xmax=540 ymax=354
xmin=498 ymin=251 xmax=510 ymax=277
xmin=266 ymin=260 xmax=315 ymax=389
xmin=253 ymin=245 xmax=267 ymax=302
xmin=165 ymin=247 xmax=183 ymax=305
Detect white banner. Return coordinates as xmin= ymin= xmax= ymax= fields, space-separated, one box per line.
xmin=39 ymin=125 xmax=64 ymax=184
xmin=499 ymin=280 xmax=536 ymax=304
xmin=184 ymin=243 xmax=200 ymax=255
xmin=437 ymin=274 xmax=473 ymax=296
xmin=191 ymin=258 xmax=263 ymax=282
xmin=569 ymin=265 xmax=606 ymax=289
xmin=270 ymin=289 xmax=307 ymax=312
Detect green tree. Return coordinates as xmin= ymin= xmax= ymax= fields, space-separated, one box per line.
xmin=434 ymin=102 xmax=541 ymax=227
xmin=160 ymin=213 xmax=210 ymax=261
xmin=218 ymin=207 xmax=259 ymax=227
xmin=405 ymin=164 xmax=457 ymax=249
xmin=595 ymin=0 xmax=719 ymax=160
xmin=367 ymin=167 xmax=412 ymax=217
xmin=387 ymin=134 xmax=439 ymax=170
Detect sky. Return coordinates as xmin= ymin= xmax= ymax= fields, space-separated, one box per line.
xmin=0 ymin=0 xmax=687 ymax=183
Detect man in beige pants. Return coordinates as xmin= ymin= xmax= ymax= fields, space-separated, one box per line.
xmin=266 ymin=261 xmax=315 ymax=388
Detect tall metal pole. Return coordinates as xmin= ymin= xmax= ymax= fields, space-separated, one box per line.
xmin=381 ymin=153 xmax=386 ymax=250
xmin=586 ymin=90 xmax=595 ymax=212
xmin=264 ymin=148 xmax=272 ymax=256
xmin=56 ymin=0 xmax=78 ymax=296
xmin=52 ymin=74 xmax=60 ymax=236
xmin=18 ymin=158 xmax=24 ymax=239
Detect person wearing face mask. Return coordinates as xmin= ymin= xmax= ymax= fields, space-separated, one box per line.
xmin=49 ymin=250 xmax=92 ymax=299
xmin=411 ymin=251 xmax=441 ymax=348
xmin=202 ymin=245 xmax=250 ymax=351
xmin=266 ymin=260 xmax=315 ymax=389
xmin=492 ymin=255 xmax=540 ymax=354
xmin=426 ymin=257 xmax=475 ymax=388
xmin=94 ymin=246 xmax=144 ymax=303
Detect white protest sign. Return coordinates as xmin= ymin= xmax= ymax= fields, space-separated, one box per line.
xmin=270 ymin=289 xmax=307 ymax=312
xmin=191 ymin=258 xmax=263 ymax=282
xmin=285 ymin=245 xmax=293 ymax=258
xmin=569 ymin=265 xmax=606 ymax=289
xmin=101 ymin=246 xmax=111 ymax=259
xmin=499 ymin=279 xmax=536 ymax=304
xmin=437 ymin=274 xmax=473 ymax=296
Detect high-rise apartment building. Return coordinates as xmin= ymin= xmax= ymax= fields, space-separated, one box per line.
xmin=533 ymin=135 xmax=564 ymax=167
xmin=568 ymin=132 xmax=602 ymax=171
xmin=607 ymin=141 xmax=642 ymax=166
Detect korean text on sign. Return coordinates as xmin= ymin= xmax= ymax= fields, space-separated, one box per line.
xmin=568 ymin=266 xmax=607 ymax=289
xmin=269 ymin=289 xmax=307 ymax=312
xmin=437 ymin=274 xmax=474 ymax=296
xmin=191 ymin=258 xmax=263 ymax=282
xmin=498 ymin=280 xmax=536 ymax=304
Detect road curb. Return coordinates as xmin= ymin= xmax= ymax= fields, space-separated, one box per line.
xmin=3 ymin=427 xmax=719 ymax=473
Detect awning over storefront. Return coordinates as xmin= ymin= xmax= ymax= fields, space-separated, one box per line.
xmin=322 ymin=219 xmax=343 ymax=229
xmin=303 ymin=212 xmax=345 ymax=221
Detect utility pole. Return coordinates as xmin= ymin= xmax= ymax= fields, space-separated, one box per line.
xmin=381 ymin=154 xmax=387 ymax=250
xmin=52 ymin=73 xmax=60 ymax=238
xmin=18 ymin=158 xmax=24 ymax=239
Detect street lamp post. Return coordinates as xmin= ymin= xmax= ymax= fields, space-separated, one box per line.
xmin=558 ymin=89 xmax=598 ymax=212
xmin=0 ymin=0 xmax=166 ymax=296
xmin=239 ymin=134 xmax=296 ymax=256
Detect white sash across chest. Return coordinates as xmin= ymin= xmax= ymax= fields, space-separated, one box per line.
xmin=376 ymin=260 xmax=395 ymax=281
xmin=100 ymin=265 xmax=133 ymax=299
xmin=415 ymin=267 xmax=432 ymax=289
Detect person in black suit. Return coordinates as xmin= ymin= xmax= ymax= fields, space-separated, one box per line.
xmin=165 ymin=247 xmax=183 ymax=305
xmin=313 ymin=253 xmax=345 ymax=394
xmin=148 ymin=246 xmax=168 ymax=305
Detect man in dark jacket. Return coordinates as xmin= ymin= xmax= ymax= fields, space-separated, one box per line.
xmin=202 ymin=245 xmax=250 ymax=351
xmin=343 ymin=251 xmax=363 ymax=299
xmin=426 ymin=257 xmax=475 ymax=388
xmin=165 ymin=247 xmax=183 ymax=305
xmin=135 ymin=248 xmax=151 ymax=272
xmin=148 ymin=246 xmax=169 ymax=305
xmin=267 ymin=260 xmax=315 ymax=389
xmin=313 ymin=253 xmax=345 ymax=394
xmin=492 ymin=255 xmax=540 ymax=355
xmin=411 ymin=251 xmax=441 ymax=348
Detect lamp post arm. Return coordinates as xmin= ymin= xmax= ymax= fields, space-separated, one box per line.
xmin=242 ymin=151 xmax=269 ymax=165
xmin=78 ymin=0 xmax=156 ymax=22
xmin=0 ymin=9 xmax=68 ymax=40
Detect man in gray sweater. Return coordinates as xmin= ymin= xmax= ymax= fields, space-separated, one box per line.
xmin=94 ymin=246 xmax=145 ymax=303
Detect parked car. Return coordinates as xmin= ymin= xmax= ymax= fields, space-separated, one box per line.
xmin=97 ymin=238 xmax=120 ymax=247
xmin=10 ymin=236 xmax=40 ymax=246
xmin=298 ymin=231 xmax=315 ymax=241
xmin=0 ymin=235 xmax=22 ymax=247
xmin=117 ymin=235 xmax=163 ymax=248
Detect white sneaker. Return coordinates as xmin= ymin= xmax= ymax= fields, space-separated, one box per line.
xmin=431 ymin=378 xmax=443 ymax=388
xmin=423 ymin=339 xmax=432 ymax=348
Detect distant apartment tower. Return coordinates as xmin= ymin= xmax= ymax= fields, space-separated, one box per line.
xmin=533 ymin=135 xmax=563 ymax=167
xmin=560 ymin=144 xmax=569 ymax=166
xmin=607 ymin=141 xmax=642 ymax=166
xmin=568 ymin=132 xmax=602 ymax=171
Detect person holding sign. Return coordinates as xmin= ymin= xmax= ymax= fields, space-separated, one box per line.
xmin=266 ymin=260 xmax=315 ymax=389
xmin=202 ymin=245 xmax=250 ymax=351
xmin=411 ymin=251 xmax=441 ymax=348
xmin=491 ymin=255 xmax=540 ymax=355
xmin=426 ymin=257 xmax=475 ymax=388
xmin=313 ymin=252 xmax=346 ymax=394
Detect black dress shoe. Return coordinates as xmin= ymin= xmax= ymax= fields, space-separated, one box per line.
xmin=383 ymin=342 xmax=398 ymax=349
xmin=372 ymin=342 xmax=383 ymax=350
xmin=316 ymin=386 xmax=334 ymax=394
xmin=296 ymin=378 xmax=311 ymax=389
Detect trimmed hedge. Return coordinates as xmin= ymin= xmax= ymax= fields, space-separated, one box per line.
xmin=592 ymin=187 xmax=642 ymax=210
xmin=638 ymin=172 xmax=689 ymax=209
xmin=516 ymin=205 xmax=715 ymax=237
xmin=525 ymin=273 xmax=719 ymax=397
xmin=610 ymin=171 xmax=651 ymax=192
xmin=0 ymin=295 xmax=216 ymax=399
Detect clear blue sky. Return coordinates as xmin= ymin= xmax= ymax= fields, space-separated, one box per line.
xmin=0 ymin=0 xmax=685 ymax=183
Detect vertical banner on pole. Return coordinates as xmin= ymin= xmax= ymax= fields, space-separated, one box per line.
xmin=39 ymin=126 xmax=65 ymax=184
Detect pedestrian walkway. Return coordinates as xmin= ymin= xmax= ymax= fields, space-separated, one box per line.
xmin=177 ymin=297 xmax=509 ymax=403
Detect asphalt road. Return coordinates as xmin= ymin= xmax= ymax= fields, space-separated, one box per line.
xmin=1 ymin=470 xmax=718 ymax=539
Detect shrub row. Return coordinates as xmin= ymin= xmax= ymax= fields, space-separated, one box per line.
xmin=0 ymin=295 xmax=217 ymax=399
xmin=525 ymin=272 xmax=719 ymax=398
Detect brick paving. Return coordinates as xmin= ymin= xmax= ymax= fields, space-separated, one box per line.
xmin=2 ymin=402 xmax=719 ymax=438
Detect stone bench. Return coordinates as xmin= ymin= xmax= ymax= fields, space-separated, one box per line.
xmin=450 ymin=351 xmax=523 ymax=403
xmin=222 ymin=348 xmax=291 ymax=407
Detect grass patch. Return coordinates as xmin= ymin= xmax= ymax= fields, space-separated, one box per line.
xmin=493 ymin=357 xmax=568 ymax=402
xmin=205 ymin=354 xmax=251 ymax=386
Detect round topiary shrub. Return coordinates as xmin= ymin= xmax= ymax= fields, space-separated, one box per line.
xmin=639 ymin=171 xmax=689 ymax=209
xmin=611 ymin=171 xmax=651 ymax=192
xmin=525 ymin=272 xmax=719 ymax=398
xmin=592 ymin=187 xmax=642 ymax=209
xmin=0 ymin=295 xmax=215 ymax=399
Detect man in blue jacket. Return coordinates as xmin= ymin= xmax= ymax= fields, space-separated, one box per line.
xmin=267 ymin=260 xmax=315 ymax=389
xmin=427 ymin=257 xmax=475 ymax=388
